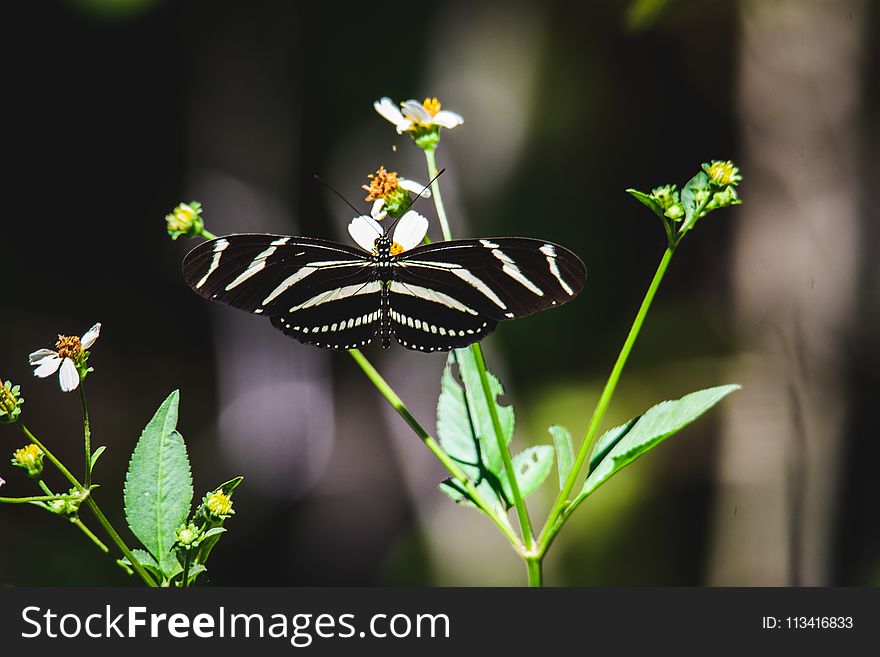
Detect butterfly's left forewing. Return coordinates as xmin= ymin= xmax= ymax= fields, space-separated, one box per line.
xmin=182 ymin=234 xmax=380 ymax=348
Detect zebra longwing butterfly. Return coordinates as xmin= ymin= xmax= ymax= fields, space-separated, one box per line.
xmin=182 ymin=212 xmax=586 ymax=352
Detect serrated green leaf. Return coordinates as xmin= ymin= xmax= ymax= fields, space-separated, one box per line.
xmin=502 ymin=445 xmax=554 ymax=501
xmin=120 ymin=548 xmax=163 ymax=582
xmin=549 ymin=425 xmax=574 ymax=488
xmin=626 ymin=188 xmax=664 ymax=219
xmin=185 ymin=564 xmax=207 ymax=586
xmin=681 ymin=171 xmax=710 ymax=227
xmin=451 ymin=348 xmax=514 ymax=477
xmin=578 ymin=385 xmax=740 ymax=501
xmin=124 ymin=390 xmax=193 ymax=577
xmin=438 ymin=478 xmax=511 ymax=527
xmin=89 ymin=445 xmax=107 ymax=471
xmin=436 ymin=350 xmax=517 ymax=515
xmin=588 ymin=418 xmax=638 ymax=475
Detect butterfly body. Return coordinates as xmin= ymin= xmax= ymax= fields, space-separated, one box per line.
xmin=183 ymin=232 xmax=586 ymax=352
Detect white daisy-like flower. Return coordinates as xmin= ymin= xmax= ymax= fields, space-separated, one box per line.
xmin=28 ymin=323 xmax=101 ymax=393
xmin=374 ymin=97 xmax=464 ymax=135
xmin=348 ymin=211 xmax=429 ymax=255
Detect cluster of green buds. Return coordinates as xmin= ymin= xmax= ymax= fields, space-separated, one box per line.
xmin=11 ymin=444 xmax=43 ymax=478
xmin=0 ymin=380 xmax=24 ymax=423
xmin=172 ymin=479 xmax=241 ymax=568
xmin=627 ymin=160 xmax=742 ymax=247
xmin=46 ymin=487 xmax=89 ymax=518
xmin=166 ymin=201 xmax=206 ymax=240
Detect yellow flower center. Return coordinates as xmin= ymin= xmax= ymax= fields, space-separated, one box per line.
xmin=422 ymin=97 xmax=442 ymax=116
xmin=362 ymin=166 xmax=400 ymax=202
xmin=390 ymin=242 xmax=405 ymax=256
xmin=708 ymin=161 xmax=736 ymax=186
xmin=205 ymin=490 xmax=233 ymax=516
xmin=55 ymin=335 xmax=82 ymax=360
xmin=14 ymin=444 xmax=41 ymax=468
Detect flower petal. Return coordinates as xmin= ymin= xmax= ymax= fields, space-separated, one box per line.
xmin=348 ymin=215 xmax=384 ymax=252
xmin=33 ymin=354 xmax=62 ymax=378
xmin=80 ymin=322 xmax=101 ymax=349
xmin=432 ymin=110 xmax=464 ymax=129
xmin=371 ymin=198 xmax=386 ymax=219
xmin=374 ymin=97 xmax=410 ymax=132
xmin=399 ymin=178 xmax=431 ymax=198
xmin=58 ymin=358 xmax=80 ymax=392
xmin=29 ymin=348 xmax=58 ymax=366
xmin=400 ymin=100 xmax=432 ymax=124
xmin=393 ymin=211 xmax=429 ymax=251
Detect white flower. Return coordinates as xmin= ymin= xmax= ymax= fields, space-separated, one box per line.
xmin=374 ymin=97 xmax=463 ymax=134
xmin=28 ymin=323 xmax=101 ymax=393
xmin=348 ymin=211 xmax=429 ymax=254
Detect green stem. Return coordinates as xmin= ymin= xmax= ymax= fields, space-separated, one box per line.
xmin=423 ymin=149 xmax=452 ymax=242
xmin=347 ymin=348 xmax=522 ymax=550
xmin=537 ymin=246 xmax=675 ymax=554
xmin=0 ymin=494 xmax=64 ymax=503
xmin=470 ymin=343 xmax=535 ymax=549
xmin=71 ymin=517 xmax=110 ymax=553
xmin=16 ymin=421 xmax=158 ymax=587
xmin=526 ymin=556 xmax=543 ymax=587
xmin=199 ymin=227 xmax=217 ymax=240
xmin=181 ymin=550 xmax=192 ymax=588
xmin=37 ymin=479 xmax=54 ymax=496
xmin=79 ymin=384 xmax=92 ymax=487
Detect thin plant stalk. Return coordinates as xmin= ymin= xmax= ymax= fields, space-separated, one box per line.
xmin=423 ymin=147 xmax=535 ymax=561
xmin=424 ymin=149 xmax=452 ymax=242
xmin=16 ymin=421 xmax=158 ymax=587
xmin=470 ymin=343 xmax=534 ymax=549
xmin=347 ymin=348 xmax=522 ymax=550
xmin=537 ymin=246 xmax=675 ymax=554
xmin=80 ymin=383 xmax=92 ymax=487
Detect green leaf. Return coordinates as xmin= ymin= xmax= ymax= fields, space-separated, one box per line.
xmin=184 ymin=564 xmax=207 ymax=586
xmin=588 ymin=418 xmax=638 ymax=475
xmin=549 ymin=425 xmax=574 ymax=489
xmin=438 ymin=478 xmax=511 ymax=526
xmin=120 ymin=548 xmax=163 ymax=582
xmin=626 ymin=188 xmax=664 ymax=219
xmin=451 ymin=348 xmax=514 ymax=477
xmin=216 ymin=476 xmax=244 ymax=495
xmin=579 ymin=385 xmax=739 ymax=501
xmin=502 ymin=446 xmax=554 ymax=501
xmin=435 ymin=350 xmax=516 ymax=516
xmin=89 ymin=445 xmax=107 ymax=471
xmin=681 ymin=171 xmax=710 ymax=228
xmin=124 ymin=390 xmax=193 ymax=577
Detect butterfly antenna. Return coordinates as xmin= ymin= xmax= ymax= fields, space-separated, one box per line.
xmin=313 ymin=174 xmax=363 ymax=217
xmin=385 ymin=168 xmax=446 ymax=236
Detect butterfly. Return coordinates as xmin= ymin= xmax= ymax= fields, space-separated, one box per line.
xmin=182 ymin=211 xmax=586 ymax=352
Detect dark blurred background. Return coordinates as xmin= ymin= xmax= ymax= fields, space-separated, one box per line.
xmin=2 ymin=0 xmax=878 ymax=586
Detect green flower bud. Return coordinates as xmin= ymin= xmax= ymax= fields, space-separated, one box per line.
xmin=0 ymin=380 xmax=24 ymax=423
xmin=201 ymin=489 xmax=234 ymax=521
xmin=702 ymin=160 xmax=742 ymax=187
xmin=166 ymin=201 xmax=205 ymax=240
xmin=175 ymin=523 xmax=201 ymax=549
xmin=11 ymin=444 xmax=43 ymax=478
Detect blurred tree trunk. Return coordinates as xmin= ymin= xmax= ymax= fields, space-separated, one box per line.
xmin=708 ymin=0 xmax=866 ymax=585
